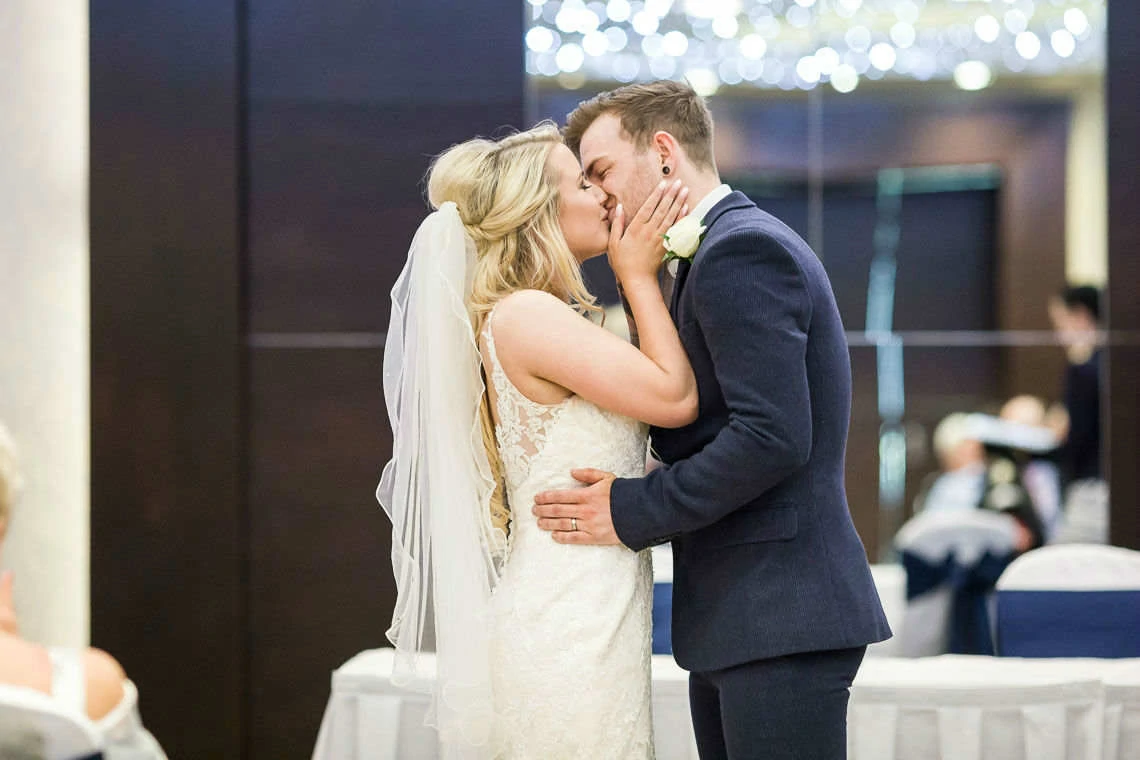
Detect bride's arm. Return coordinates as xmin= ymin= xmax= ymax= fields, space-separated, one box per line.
xmin=491 ymin=182 xmax=697 ymax=428
xmin=493 ymin=289 xmax=696 ymax=428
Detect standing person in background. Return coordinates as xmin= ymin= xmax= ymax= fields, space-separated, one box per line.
xmin=1048 ymin=285 xmax=1103 ymax=486
xmin=1048 ymin=285 xmax=1108 ymax=543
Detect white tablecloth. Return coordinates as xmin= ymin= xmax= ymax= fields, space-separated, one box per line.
xmin=312 ymin=649 xmax=697 ymax=760
xmin=313 ymin=650 xmax=1140 ymax=760
xmin=850 ymin=656 xmax=1140 ymax=760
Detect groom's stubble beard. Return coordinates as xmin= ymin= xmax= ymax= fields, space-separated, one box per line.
xmin=618 ymin=150 xmax=665 ymax=219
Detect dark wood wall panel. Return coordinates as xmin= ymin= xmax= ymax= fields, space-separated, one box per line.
xmin=1107 ymin=2 xmax=1140 ymax=550
xmin=247 ymin=0 xmax=526 ymax=333
xmin=247 ymin=348 xmax=393 ymax=759
xmin=248 ymin=101 xmax=525 ymax=332
xmin=90 ymin=2 xmax=244 ymax=758
xmin=245 ymin=2 xmax=525 ymax=757
xmin=91 ymin=1 xmax=525 ymax=758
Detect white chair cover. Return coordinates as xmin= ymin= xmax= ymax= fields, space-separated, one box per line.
xmin=895 ymin=509 xmax=1018 ymax=567
xmin=893 ymin=510 xmax=1018 ymax=657
xmin=995 ymin=544 xmax=1140 ymax=658
xmin=996 ymin=544 xmax=1140 ymax=591
xmin=95 ymin=681 xmax=168 ymax=760
xmin=45 ymin=648 xmax=168 ymax=760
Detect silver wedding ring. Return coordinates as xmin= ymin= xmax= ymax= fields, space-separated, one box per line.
xmin=571 ymin=517 xmax=578 ymax=532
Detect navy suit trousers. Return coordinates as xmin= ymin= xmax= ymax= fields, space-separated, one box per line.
xmin=688 ymin=646 xmax=866 ymax=760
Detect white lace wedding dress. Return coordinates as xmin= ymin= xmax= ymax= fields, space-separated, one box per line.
xmin=481 ymin=307 xmax=655 ymax=759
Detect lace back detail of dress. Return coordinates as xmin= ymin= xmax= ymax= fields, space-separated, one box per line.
xmin=480 ymin=304 xmax=654 ymax=759
xmin=481 ymin=308 xmax=566 ymax=490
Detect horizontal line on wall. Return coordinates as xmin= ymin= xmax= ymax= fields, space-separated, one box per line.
xmin=846 ymin=330 xmax=1065 ymax=348
xmin=247 ymin=332 xmax=387 ymax=349
xmin=246 ymin=330 xmax=1139 ymax=350
xmin=847 ymin=330 xmax=1140 ymax=347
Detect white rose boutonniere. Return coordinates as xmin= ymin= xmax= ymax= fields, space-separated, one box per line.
xmin=663 ymin=214 xmax=706 ymax=267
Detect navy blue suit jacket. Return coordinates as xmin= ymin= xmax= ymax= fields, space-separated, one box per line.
xmin=611 ymin=192 xmax=891 ymax=673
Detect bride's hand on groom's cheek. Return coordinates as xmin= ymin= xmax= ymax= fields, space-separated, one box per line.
xmin=533 ymin=468 xmax=623 ymax=546
xmin=608 ymin=180 xmax=689 ymax=285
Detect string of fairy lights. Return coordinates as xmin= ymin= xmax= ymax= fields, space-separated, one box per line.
xmin=525 ymin=0 xmax=1105 ymax=94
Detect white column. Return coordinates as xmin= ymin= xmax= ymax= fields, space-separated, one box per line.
xmin=1066 ymin=82 xmax=1108 ymax=287
xmin=0 ymin=2 xmax=89 ymax=647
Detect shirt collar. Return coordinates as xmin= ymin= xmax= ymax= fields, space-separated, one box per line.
xmin=690 ymin=183 xmax=732 ymax=224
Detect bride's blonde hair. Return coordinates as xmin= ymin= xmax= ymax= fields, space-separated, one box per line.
xmin=426 ymin=122 xmax=601 ymax=535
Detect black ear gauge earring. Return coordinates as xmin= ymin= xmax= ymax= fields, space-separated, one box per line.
xmin=662 ymin=165 xmax=671 ymax=175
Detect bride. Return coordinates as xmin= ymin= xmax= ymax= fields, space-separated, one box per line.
xmin=378 ymin=122 xmax=694 ymax=759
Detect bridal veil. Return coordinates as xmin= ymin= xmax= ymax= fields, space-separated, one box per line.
xmin=377 ymin=201 xmax=505 ymax=757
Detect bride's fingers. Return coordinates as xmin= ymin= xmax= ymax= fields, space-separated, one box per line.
xmin=635 ymin=181 xmax=669 ymax=225
xmin=608 ymin=204 xmax=625 ymax=250
xmin=659 ymin=186 xmax=690 ymax=230
xmin=648 ymin=181 xmax=684 ymax=229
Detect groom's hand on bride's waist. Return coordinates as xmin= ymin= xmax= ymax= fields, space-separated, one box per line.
xmin=533 ymin=469 xmax=623 ymax=547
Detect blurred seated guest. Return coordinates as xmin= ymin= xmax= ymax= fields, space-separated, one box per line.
xmin=1048 ymin=285 xmax=1102 ymax=486
xmin=0 ymin=421 xmax=167 ymax=759
xmin=915 ymin=413 xmax=1044 ymax=552
xmin=912 ymin=413 xmax=986 ymax=515
xmin=897 ymin=412 xmax=1048 ymax=656
xmin=999 ymin=395 xmax=1063 ymax=542
xmin=967 ymin=414 xmax=1048 ymax=553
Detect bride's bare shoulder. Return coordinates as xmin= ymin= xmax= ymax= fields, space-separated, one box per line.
xmin=495 ymin=288 xmax=571 ymax=314
xmin=492 ymin=289 xmax=578 ymax=334
xmin=489 ymin=290 xmax=592 ymax=374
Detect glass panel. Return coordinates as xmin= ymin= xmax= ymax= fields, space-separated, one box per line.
xmin=814 ymin=1 xmax=1107 ymax=554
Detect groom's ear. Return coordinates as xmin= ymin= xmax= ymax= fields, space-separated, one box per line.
xmin=651 ymin=130 xmax=682 ymax=168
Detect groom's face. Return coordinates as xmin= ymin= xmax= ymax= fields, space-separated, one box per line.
xmin=578 ymin=113 xmax=661 ymax=222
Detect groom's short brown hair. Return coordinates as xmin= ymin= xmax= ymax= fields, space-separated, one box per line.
xmin=563 ymin=80 xmax=716 ymax=171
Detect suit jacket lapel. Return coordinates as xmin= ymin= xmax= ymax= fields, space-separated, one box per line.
xmin=668 ymin=191 xmax=755 ymax=317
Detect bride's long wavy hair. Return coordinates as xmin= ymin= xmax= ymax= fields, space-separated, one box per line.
xmin=426 ymin=122 xmax=601 ymax=535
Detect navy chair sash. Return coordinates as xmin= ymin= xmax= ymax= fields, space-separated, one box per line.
xmin=995 ymin=589 xmax=1140 ymax=658
xmin=652 ymin=582 xmax=673 ymax=654
xmin=902 ymin=549 xmax=1016 ymax=655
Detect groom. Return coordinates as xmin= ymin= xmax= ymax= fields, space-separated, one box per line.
xmin=534 ymin=81 xmax=891 ymax=758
